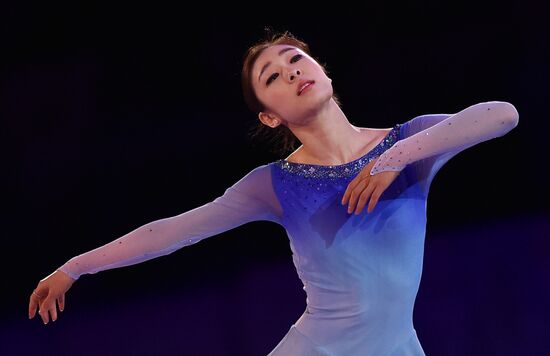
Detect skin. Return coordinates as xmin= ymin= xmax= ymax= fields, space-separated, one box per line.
xmin=252 ymin=44 xmax=401 ymax=214
xmin=28 ymin=43 xmax=402 ymax=326
xmin=29 ymin=269 xmax=75 ymax=324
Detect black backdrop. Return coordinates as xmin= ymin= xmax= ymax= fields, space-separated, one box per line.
xmin=3 ymin=2 xmax=549 ymax=355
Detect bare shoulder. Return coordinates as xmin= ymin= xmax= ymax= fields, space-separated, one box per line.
xmin=356 ymin=127 xmax=394 ymax=151
xmin=358 ymin=126 xmax=393 ymax=134
xmin=357 ymin=126 xmax=394 ymax=142
xmin=284 ymin=145 xmax=306 ymax=163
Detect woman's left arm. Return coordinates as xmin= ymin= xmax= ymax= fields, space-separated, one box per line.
xmin=342 ymin=101 xmax=519 ymax=214
xmin=370 ymin=101 xmax=519 ymax=176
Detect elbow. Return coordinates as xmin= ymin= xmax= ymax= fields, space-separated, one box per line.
xmin=481 ymin=100 xmax=519 ymax=130
xmin=500 ymin=101 xmax=519 ymax=128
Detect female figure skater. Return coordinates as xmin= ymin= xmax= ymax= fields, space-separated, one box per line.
xmin=29 ymin=32 xmax=519 ymax=355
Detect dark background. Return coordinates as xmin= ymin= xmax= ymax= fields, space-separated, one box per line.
xmin=2 ymin=1 xmax=549 ymax=355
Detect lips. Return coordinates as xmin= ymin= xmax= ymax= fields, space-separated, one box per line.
xmin=297 ymin=80 xmax=315 ymax=96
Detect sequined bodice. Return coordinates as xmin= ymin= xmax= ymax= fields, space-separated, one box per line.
xmin=269 ymin=122 xmax=424 ymax=301
xmin=267 ymin=122 xmax=427 ymax=353
xmin=269 ymin=124 xmax=405 ymax=220
xmin=274 ymin=124 xmax=401 ymax=179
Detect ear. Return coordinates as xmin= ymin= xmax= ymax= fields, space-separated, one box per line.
xmin=258 ymin=112 xmax=282 ymax=128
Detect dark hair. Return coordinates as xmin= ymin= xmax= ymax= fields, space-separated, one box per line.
xmin=241 ymin=30 xmax=341 ymax=156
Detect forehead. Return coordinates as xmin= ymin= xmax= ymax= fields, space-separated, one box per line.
xmin=260 ymin=44 xmax=300 ymax=59
xmin=253 ymin=44 xmax=305 ymax=73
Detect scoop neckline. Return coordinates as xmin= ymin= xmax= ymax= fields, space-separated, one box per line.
xmin=278 ymin=124 xmax=399 ymax=169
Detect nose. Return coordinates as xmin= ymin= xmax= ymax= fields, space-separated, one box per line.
xmin=287 ymin=68 xmax=301 ymax=82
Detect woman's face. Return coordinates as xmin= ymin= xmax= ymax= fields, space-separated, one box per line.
xmin=251 ymin=44 xmax=333 ymax=125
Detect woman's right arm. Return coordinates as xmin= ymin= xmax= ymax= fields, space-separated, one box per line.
xmin=29 ymin=163 xmax=282 ymax=324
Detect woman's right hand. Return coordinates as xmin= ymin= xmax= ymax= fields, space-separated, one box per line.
xmin=29 ymin=269 xmax=76 ymax=325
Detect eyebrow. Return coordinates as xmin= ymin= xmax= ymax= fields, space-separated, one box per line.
xmin=258 ymin=47 xmax=296 ymax=82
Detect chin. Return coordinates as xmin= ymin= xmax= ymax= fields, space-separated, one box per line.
xmin=314 ymin=88 xmax=334 ymax=106
xmin=316 ymin=83 xmax=333 ymax=102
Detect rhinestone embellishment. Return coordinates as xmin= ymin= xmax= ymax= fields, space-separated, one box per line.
xmin=274 ymin=124 xmax=401 ymax=179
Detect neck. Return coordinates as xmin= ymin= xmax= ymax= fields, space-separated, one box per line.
xmin=286 ymin=99 xmax=367 ymax=165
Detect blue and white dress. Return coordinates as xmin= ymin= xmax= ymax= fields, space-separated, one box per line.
xmin=58 ymin=102 xmax=518 ymax=355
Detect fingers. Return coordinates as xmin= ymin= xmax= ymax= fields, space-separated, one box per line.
xmin=353 ymin=184 xmax=376 ymax=215
xmin=38 ymin=306 xmax=49 ymax=324
xmin=341 ymin=176 xmax=359 ymax=206
xmin=47 ymin=296 xmax=58 ymax=323
xmin=343 ymin=179 xmax=364 ymax=213
xmin=38 ymin=296 xmax=57 ymax=324
xmin=345 ymin=177 xmax=371 ymax=214
xmin=58 ymin=293 xmax=65 ymax=312
xmin=29 ymin=288 xmax=58 ymax=325
xmin=29 ymin=292 xmax=39 ymax=320
xmin=29 ymin=289 xmax=47 ymax=320
xmin=366 ymin=187 xmax=382 ymax=214
xmin=29 ymin=271 xmax=73 ymax=325
xmin=343 ymin=162 xmax=398 ymax=215
xmin=342 ymin=158 xmax=377 ymax=206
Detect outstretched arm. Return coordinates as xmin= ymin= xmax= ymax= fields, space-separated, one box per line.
xmin=30 ymin=164 xmax=282 ymax=325
xmin=57 ymin=164 xmax=282 ymax=281
xmin=369 ymin=101 xmax=519 ymax=193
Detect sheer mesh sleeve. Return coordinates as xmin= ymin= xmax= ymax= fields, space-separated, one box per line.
xmin=57 ymin=164 xmax=283 ymax=280
xmin=369 ymin=101 xmax=519 ymax=196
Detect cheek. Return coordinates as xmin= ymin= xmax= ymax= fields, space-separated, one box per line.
xmin=316 ymin=69 xmax=331 ymax=82
xmin=259 ymin=86 xmax=292 ymax=107
xmin=316 ymin=72 xmax=334 ymax=91
xmin=253 ymin=85 xmax=272 ymax=108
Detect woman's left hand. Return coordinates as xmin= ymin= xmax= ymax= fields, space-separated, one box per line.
xmin=341 ymin=156 xmax=401 ymax=215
